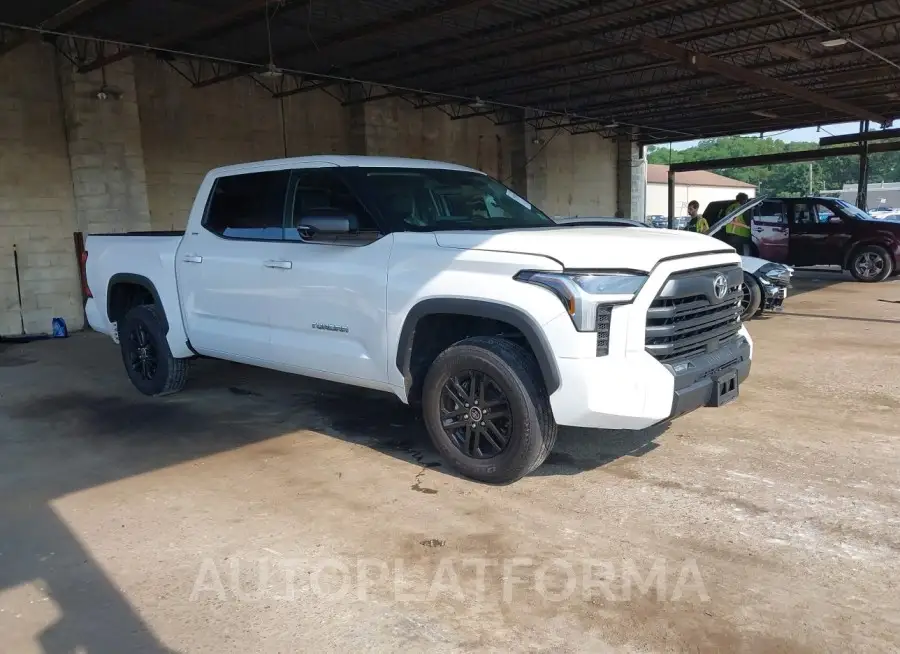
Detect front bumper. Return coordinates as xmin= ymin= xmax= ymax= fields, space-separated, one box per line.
xmin=669 ymin=335 xmax=752 ymax=420
xmin=759 ymin=278 xmax=789 ymax=313
xmin=549 ymin=328 xmax=753 ymax=430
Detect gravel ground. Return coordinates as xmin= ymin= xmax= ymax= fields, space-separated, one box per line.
xmin=1 ymin=270 xmax=898 ymax=653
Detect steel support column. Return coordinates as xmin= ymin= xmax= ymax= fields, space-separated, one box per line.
xmin=857 ymin=120 xmax=870 ymax=210
xmin=667 ymin=168 xmax=675 ymax=229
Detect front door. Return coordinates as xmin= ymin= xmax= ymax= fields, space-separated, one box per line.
xmin=176 ymin=170 xmax=290 ymax=362
xmin=788 ymin=200 xmax=852 ymax=266
xmin=265 ymin=167 xmax=393 ymax=387
xmin=751 ymin=200 xmax=789 ymax=262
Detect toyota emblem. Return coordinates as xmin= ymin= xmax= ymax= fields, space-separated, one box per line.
xmin=713 ymin=274 xmax=728 ymax=300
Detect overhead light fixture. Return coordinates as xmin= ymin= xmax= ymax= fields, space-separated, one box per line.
xmin=751 ymin=110 xmax=778 ymax=119
xmin=821 ymin=37 xmax=848 ymax=47
xmin=886 ymin=91 xmax=899 ymax=100
xmin=257 ymin=0 xmax=283 ymax=79
xmin=258 ymin=62 xmax=283 ymax=78
xmin=471 ymin=96 xmax=487 ymax=109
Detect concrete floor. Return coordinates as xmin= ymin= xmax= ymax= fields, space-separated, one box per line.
xmin=1 ymin=270 xmax=899 ymax=653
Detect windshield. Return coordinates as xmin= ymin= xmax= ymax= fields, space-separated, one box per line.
xmin=834 ymin=199 xmax=875 ymax=221
xmin=352 ymin=167 xmax=554 ymax=232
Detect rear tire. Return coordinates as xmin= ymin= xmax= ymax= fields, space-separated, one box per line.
xmin=849 ymin=245 xmax=893 ymax=282
xmin=119 ymin=304 xmax=189 ymax=396
xmin=421 ymin=336 xmax=557 ymax=484
xmin=740 ymin=272 xmax=763 ymax=322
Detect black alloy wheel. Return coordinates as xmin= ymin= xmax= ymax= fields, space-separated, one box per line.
xmin=440 ymin=370 xmax=512 ymax=459
xmin=128 ymin=322 xmax=159 ymax=381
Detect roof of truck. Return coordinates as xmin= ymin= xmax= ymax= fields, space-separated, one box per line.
xmin=209 ymin=156 xmax=482 ymax=177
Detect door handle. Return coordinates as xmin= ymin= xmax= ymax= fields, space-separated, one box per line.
xmin=182 ymin=255 xmax=203 ymax=263
xmin=264 ymin=260 xmax=292 ymax=269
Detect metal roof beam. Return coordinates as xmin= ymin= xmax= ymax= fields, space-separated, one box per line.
xmin=493 ymin=12 xmax=900 ymax=101
xmin=341 ymin=0 xmax=684 ymax=79
xmin=638 ymin=97 xmax=897 ymax=141
xmin=0 ymin=0 xmax=122 ymax=56
xmin=819 ymin=127 xmax=900 ymax=146
xmin=79 ymin=0 xmax=309 ymax=72
xmin=400 ymin=0 xmax=863 ymax=100
xmin=669 ymin=140 xmax=900 ymax=172
xmin=191 ymin=0 xmax=494 ymax=89
xmin=639 ymin=35 xmax=887 ymax=125
xmin=565 ymin=55 xmax=900 ymax=119
xmin=631 ymin=91 xmax=896 ymax=136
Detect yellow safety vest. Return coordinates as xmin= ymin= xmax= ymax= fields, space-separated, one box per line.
xmin=695 ymin=216 xmax=709 ymax=234
xmin=723 ymin=202 xmax=752 ymax=239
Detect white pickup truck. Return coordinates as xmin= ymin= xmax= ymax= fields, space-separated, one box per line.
xmin=84 ymin=156 xmax=752 ymax=483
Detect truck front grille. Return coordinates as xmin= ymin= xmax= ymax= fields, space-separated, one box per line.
xmin=645 ymin=265 xmax=742 ymax=363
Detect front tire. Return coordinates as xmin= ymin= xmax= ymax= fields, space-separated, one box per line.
xmin=119 ymin=304 xmax=189 ymax=396
xmin=849 ymin=245 xmax=893 ymax=282
xmin=421 ymin=336 xmax=557 ymax=484
xmin=740 ymin=272 xmax=763 ymax=322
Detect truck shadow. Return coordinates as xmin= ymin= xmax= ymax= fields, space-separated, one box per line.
xmin=300 ymin=380 xmax=667 ymax=480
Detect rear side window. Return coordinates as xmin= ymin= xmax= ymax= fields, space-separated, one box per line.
xmin=755 ymin=201 xmax=787 ymax=225
xmin=204 ymin=171 xmax=290 ymax=240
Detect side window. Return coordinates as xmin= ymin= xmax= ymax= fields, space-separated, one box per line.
xmin=812 ymin=202 xmax=840 ymax=224
xmin=754 ymin=201 xmax=786 ymax=225
xmin=793 ymin=203 xmax=816 ymax=226
xmin=288 ymin=169 xmax=379 ymax=242
xmin=203 ymin=171 xmax=290 ymax=240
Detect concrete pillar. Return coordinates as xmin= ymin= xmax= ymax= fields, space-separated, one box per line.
xmin=616 ymin=128 xmax=645 ymax=221
xmin=58 ymin=56 xmax=151 ymax=234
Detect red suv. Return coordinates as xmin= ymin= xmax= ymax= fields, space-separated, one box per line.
xmin=704 ymin=197 xmax=900 ymax=282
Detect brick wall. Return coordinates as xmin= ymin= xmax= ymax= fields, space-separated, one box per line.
xmin=525 ymin=129 xmax=618 ymax=218
xmin=0 ymin=43 xmax=83 ymax=336
xmin=351 ymin=97 xmax=520 ymax=181
xmin=135 ymin=58 xmax=349 ymax=231
xmin=58 ymin=57 xmax=151 ymax=235
xmin=0 ymin=47 xmax=625 ymax=336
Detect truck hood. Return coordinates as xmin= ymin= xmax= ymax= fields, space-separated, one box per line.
xmin=434 ymin=226 xmax=730 ymax=271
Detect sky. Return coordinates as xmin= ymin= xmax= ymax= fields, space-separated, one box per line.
xmin=670 ymin=121 xmax=880 ymax=150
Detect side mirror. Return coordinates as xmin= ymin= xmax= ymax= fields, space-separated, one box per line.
xmin=297 ymin=209 xmax=358 ymax=235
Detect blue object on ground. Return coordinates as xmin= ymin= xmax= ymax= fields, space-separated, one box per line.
xmin=52 ymin=317 xmax=68 ymax=338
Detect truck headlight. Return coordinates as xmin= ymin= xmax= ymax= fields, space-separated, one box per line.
xmin=514 ymin=270 xmax=648 ymax=332
xmin=758 ymin=262 xmax=793 ymax=286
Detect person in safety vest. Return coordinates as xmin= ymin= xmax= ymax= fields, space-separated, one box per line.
xmin=687 ymin=200 xmax=708 ymax=233
xmin=723 ymin=192 xmax=752 ymax=254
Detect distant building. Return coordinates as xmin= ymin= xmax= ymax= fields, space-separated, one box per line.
xmin=645 ymin=164 xmax=756 ymax=217
xmin=821 ymin=182 xmax=900 ymax=211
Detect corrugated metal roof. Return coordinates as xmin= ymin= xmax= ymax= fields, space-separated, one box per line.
xmin=3 ymin=0 xmax=898 ymax=141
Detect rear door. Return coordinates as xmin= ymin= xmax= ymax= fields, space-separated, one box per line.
xmin=788 ymin=200 xmax=852 ymax=266
xmin=751 ymin=199 xmax=789 ymax=262
xmin=175 ymin=170 xmax=290 ymax=362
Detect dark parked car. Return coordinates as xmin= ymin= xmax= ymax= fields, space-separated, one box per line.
xmin=704 ymin=196 xmax=900 ymax=282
